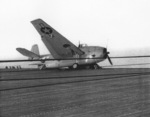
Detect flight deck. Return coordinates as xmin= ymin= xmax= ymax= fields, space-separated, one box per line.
xmin=0 ymin=68 xmax=150 ymax=117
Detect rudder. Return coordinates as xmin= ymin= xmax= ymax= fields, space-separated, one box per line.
xmin=31 ymin=44 xmax=40 ymax=55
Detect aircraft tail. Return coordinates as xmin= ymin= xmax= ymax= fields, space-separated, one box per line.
xmin=16 ymin=46 xmax=40 ymax=59
xmin=31 ymin=44 xmax=40 ymax=55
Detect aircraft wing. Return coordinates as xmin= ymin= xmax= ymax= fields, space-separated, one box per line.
xmin=31 ymin=19 xmax=84 ymax=59
xmin=16 ymin=48 xmax=40 ymax=59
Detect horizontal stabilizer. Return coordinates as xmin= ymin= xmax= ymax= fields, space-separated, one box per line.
xmin=16 ymin=48 xmax=40 ymax=59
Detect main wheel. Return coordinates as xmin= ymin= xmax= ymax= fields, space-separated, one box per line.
xmin=91 ymin=64 xmax=100 ymax=70
xmin=93 ymin=64 xmax=99 ymax=69
xmin=72 ymin=63 xmax=78 ymax=69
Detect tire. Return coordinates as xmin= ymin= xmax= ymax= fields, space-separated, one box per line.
xmin=93 ymin=64 xmax=99 ymax=69
xmin=72 ymin=63 xmax=78 ymax=69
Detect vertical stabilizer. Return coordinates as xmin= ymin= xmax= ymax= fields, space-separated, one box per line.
xmin=31 ymin=44 xmax=40 ymax=55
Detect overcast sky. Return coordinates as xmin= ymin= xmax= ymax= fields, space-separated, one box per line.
xmin=0 ymin=0 xmax=150 ymax=67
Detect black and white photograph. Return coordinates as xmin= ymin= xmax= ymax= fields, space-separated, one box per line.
xmin=0 ymin=0 xmax=150 ymax=117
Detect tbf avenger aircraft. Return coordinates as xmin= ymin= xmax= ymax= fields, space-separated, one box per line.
xmin=17 ymin=19 xmax=113 ymax=70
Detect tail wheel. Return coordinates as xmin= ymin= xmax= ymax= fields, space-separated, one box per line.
xmin=38 ymin=65 xmax=46 ymax=70
xmin=72 ymin=63 xmax=78 ymax=69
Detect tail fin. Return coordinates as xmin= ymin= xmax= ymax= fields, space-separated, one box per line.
xmin=31 ymin=44 xmax=40 ymax=55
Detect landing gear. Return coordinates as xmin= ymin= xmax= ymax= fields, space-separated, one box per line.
xmin=93 ymin=64 xmax=99 ymax=69
xmin=69 ymin=63 xmax=79 ymax=70
xmin=90 ymin=64 xmax=101 ymax=70
xmin=72 ymin=63 xmax=78 ymax=69
xmin=69 ymin=63 xmax=101 ymax=70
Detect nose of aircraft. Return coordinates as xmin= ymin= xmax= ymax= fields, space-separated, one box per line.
xmin=103 ymin=48 xmax=109 ymax=58
xmin=103 ymin=48 xmax=107 ymax=56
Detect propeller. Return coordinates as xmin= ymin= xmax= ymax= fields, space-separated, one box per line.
xmin=104 ymin=48 xmax=113 ymax=65
xmin=107 ymin=54 xmax=113 ymax=65
xmin=104 ymin=38 xmax=112 ymax=65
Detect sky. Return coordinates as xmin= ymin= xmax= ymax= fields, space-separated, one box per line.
xmin=0 ymin=0 xmax=150 ymax=67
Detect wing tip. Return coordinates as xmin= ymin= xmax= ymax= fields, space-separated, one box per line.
xmin=31 ymin=18 xmax=43 ymax=24
xmin=16 ymin=48 xmax=23 ymax=51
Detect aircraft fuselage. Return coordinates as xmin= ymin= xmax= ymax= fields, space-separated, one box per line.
xmin=40 ymin=46 xmax=107 ymax=69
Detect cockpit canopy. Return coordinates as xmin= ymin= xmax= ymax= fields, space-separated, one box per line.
xmin=79 ymin=44 xmax=88 ymax=48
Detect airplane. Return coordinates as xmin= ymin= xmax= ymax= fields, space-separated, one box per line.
xmin=16 ymin=19 xmax=113 ymax=70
